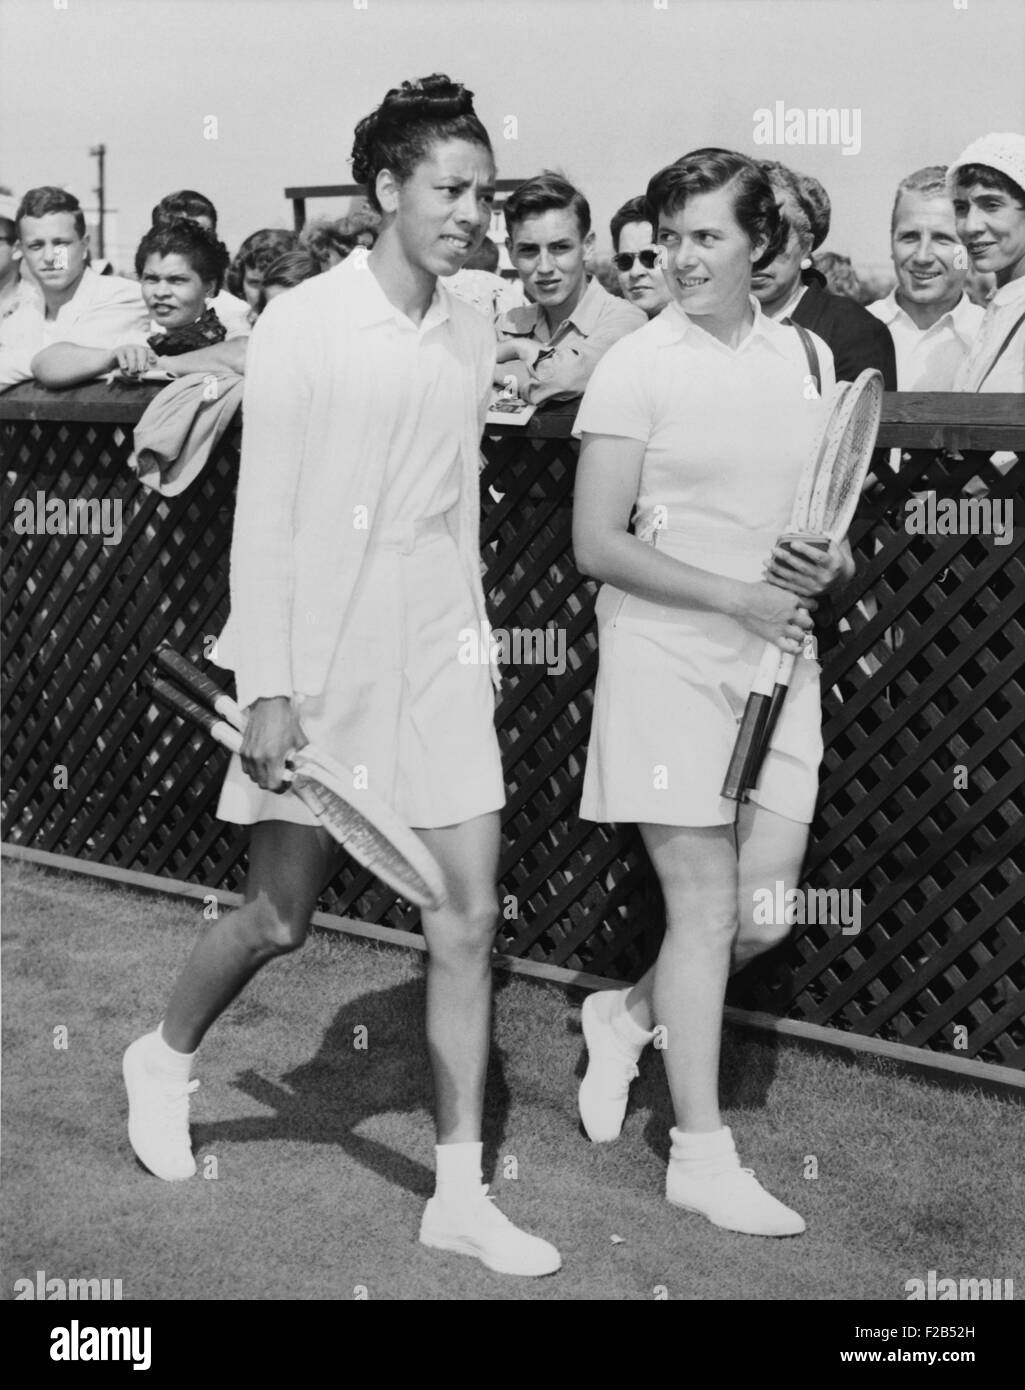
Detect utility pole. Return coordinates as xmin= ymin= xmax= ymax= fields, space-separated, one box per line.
xmin=89 ymin=144 xmax=106 ymax=257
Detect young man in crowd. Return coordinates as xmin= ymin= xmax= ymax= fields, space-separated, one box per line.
xmin=496 ymin=173 xmax=645 ymax=404
xmin=0 ymin=187 xmax=148 ymax=391
xmin=609 ymin=195 xmax=670 ymax=320
xmin=948 ymin=133 xmax=1025 ymax=392
xmin=867 ymin=166 xmax=983 ymax=390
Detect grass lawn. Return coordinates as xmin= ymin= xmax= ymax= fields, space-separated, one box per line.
xmin=2 ymin=860 xmax=1023 ymax=1301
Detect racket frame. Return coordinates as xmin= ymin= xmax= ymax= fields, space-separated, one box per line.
xmin=720 ymin=399 xmax=840 ymax=802
xmin=150 ymin=646 xmax=447 ymax=910
xmin=721 ymin=371 xmax=883 ymax=802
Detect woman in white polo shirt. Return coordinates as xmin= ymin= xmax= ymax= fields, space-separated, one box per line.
xmin=573 ymin=149 xmax=849 ymax=1236
xmin=123 ymin=74 xmax=559 ymax=1278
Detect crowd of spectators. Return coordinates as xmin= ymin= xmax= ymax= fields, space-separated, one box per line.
xmin=1 ymin=131 xmax=1023 ymax=407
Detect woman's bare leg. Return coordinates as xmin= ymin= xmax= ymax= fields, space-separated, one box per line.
xmin=415 ymin=811 xmax=561 ymax=1275
xmin=641 ymin=819 xmax=806 ymax=1234
xmin=125 ymin=819 xmax=337 ymax=1181
xmin=621 ymin=803 xmax=809 ymax=1029
xmin=732 ymin=803 xmax=810 ymax=971
xmin=414 ymin=812 xmax=501 ymax=1144
xmin=640 ymin=822 xmax=738 ymax=1133
xmin=162 ymin=819 xmax=339 ymax=1053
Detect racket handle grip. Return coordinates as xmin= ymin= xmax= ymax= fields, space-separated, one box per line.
xmin=151 ymin=676 xmax=243 ymax=755
xmin=723 ymin=695 xmax=770 ymax=801
xmin=721 ymin=641 xmax=781 ymax=801
xmin=155 ymin=643 xmax=244 ymax=728
xmin=739 ymin=652 xmax=797 ymax=796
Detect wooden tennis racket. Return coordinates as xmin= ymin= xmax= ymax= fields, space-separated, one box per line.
xmin=150 ymin=644 xmax=447 ymax=911
xmin=721 ymin=370 xmax=884 ymax=802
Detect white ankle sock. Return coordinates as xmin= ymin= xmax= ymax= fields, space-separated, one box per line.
xmin=602 ymin=990 xmax=655 ymax=1051
xmin=669 ymin=1125 xmax=740 ymax=1178
xmin=152 ymin=1023 xmax=197 ymax=1081
xmin=434 ymin=1142 xmax=484 ymax=1200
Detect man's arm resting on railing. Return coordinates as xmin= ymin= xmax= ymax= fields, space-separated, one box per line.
xmin=30 ymin=343 xmax=119 ymax=388
xmin=493 ymin=338 xmax=537 ymax=393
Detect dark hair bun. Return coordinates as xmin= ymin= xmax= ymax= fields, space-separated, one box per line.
xmin=385 ymin=73 xmax=475 ymax=120
xmin=351 ymin=74 xmax=476 ymax=187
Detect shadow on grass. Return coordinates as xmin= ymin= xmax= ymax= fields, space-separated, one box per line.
xmin=192 ymin=973 xmax=511 ymax=1198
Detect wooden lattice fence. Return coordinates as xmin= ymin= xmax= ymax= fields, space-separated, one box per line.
xmin=2 ymin=383 xmax=1023 ymax=1071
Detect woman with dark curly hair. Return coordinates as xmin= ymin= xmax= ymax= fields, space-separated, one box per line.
xmin=116 ymin=218 xmax=250 ymax=378
xmin=123 ymin=74 xmax=560 ymax=1279
xmin=573 ymin=150 xmax=851 ymax=1237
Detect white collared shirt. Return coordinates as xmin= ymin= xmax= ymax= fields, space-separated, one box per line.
xmin=867 ymin=290 xmax=983 ymax=390
xmin=574 ymin=299 xmax=837 ymax=556
xmin=954 ymin=275 xmax=1025 ymax=392
xmin=0 ymin=265 xmax=148 ymax=390
xmin=217 ymin=247 xmax=498 ymax=707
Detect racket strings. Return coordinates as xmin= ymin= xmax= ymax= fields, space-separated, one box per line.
xmin=812 ymin=388 xmax=884 ymax=534
xmin=722 ymin=370 xmax=883 ymax=802
xmin=294 ymin=773 xmax=436 ymax=903
xmin=788 ymin=381 xmax=851 ymax=530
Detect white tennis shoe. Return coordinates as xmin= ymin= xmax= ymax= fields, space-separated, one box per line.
xmin=666 ymin=1162 xmax=806 ymax=1237
xmin=123 ymin=1033 xmax=198 ymax=1181
xmin=419 ymin=1185 xmax=562 ymax=1276
xmin=578 ymin=989 xmax=643 ymax=1142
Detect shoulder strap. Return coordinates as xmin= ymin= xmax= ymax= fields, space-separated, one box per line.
xmin=789 ymin=320 xmax=821 ymax=395
xmin=976 ymin=308 xmax=1025 ymax=390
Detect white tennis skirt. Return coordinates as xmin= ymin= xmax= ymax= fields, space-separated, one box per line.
xmin=217 ymin=514 xmax=506 ymax=831
xmin=580 ymin=526 xmax=823 ymax=828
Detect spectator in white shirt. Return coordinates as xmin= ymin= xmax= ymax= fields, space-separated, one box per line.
xmin=867 ymin=166 xmax=983 ymax=390
xmin=151 ymin=189 xmax=252 ymax=339
xmin=0 ymin=186 xmax=148 ymax=392
xmin=948 ymin=133 xmax=1025 ymax=393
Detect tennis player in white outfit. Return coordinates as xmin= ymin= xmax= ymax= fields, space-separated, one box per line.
xmin=123 ymin=75 xmax=560 ymax=1278
xmin=573 ymin=150 xmax=851 ymax=1237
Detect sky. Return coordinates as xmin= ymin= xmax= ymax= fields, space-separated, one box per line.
xmin=2 ymin=0 xmax=1024 ymax=275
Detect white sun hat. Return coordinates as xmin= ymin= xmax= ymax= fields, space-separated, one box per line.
xmin=947 ymin=133 xmax=1025 ymax=199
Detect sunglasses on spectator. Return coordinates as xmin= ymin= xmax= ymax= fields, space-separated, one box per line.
xmin=612 ymin=248 xmax=662 ymax=273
